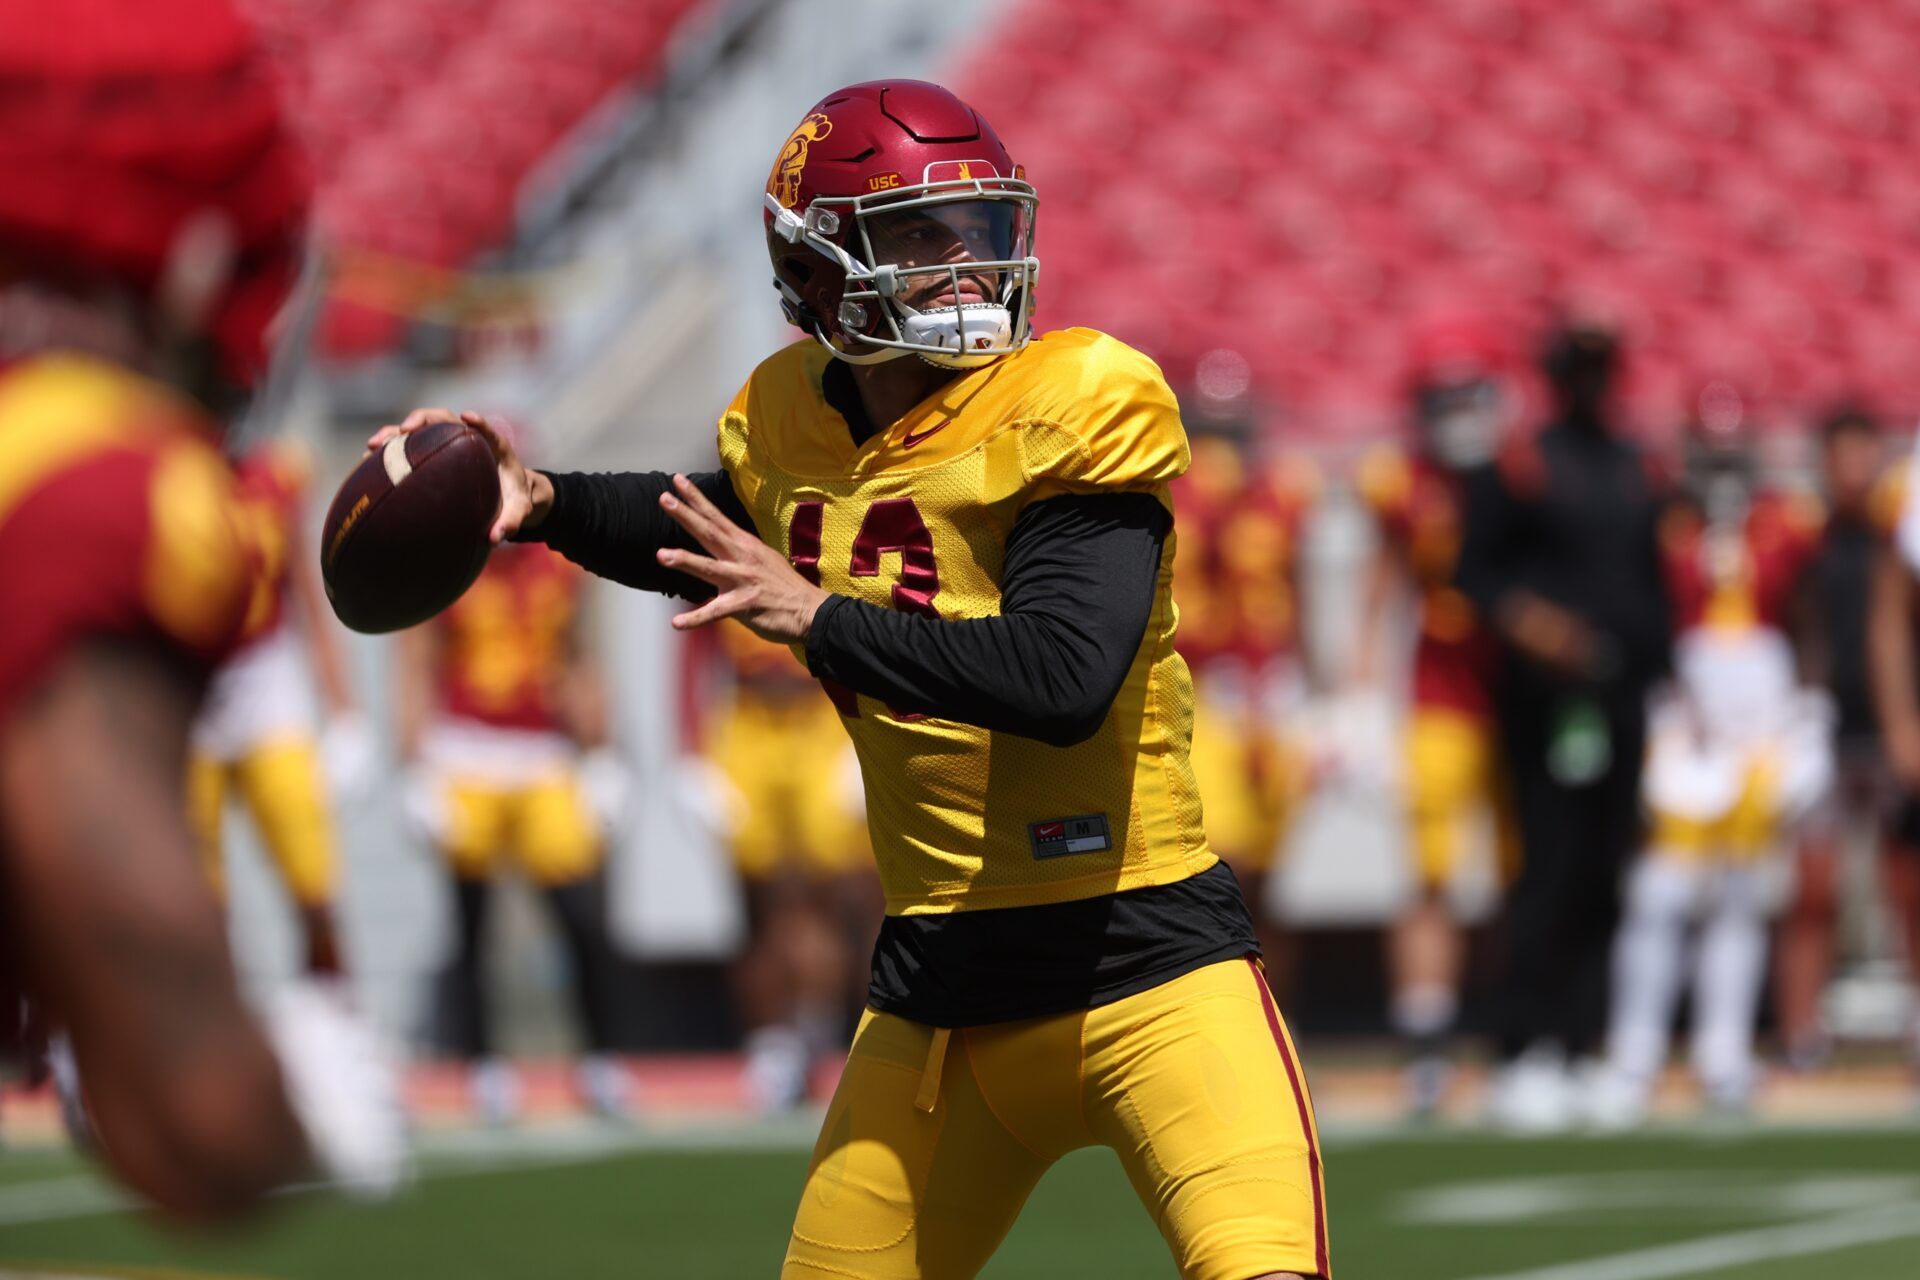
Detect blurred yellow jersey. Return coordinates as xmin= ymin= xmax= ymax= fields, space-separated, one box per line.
xmin=719 ymin=328 xmax=1215 ymax=916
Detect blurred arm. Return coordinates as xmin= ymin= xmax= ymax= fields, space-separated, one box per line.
xmin=290 ymin=519 xmax=355 ymax=716
xmin=1456 ymin=458 xmax=1602 ymax=679
xmin=1351 ymin=534 xmax=1402 ymax=691
xmin=1869 ymin=544 xmax=1920 ymax=786
xmin=0 ymin=641 xmax=308 ymax=1218
xmin=393 ymin=623 xmax=441 ymax=764
xmin=526 ymin=470 xmax=753 ymax=600
xmin=562 ymin=592 xmax=609 ymax=750
xmin=1788 ymin=552 xmax=1828 ymax=690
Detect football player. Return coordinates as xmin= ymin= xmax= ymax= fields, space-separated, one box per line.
xmin=694 ymin=620 xmax=877 ymax=1110
xmin=1867 ymin=428 xmax=1920 ymax=1084
xmin=1170 ymin=351 xmax=1318 ymax=978
xmin=396 ymin=526 xmax=629 ymax=1122
xmin=190 ymin=436 xmax=368 ymax=978
xmin=0 ymin=0 xmax=400 ymax=1212
xmin=374 ymin=81 xmax=1328 ymax=1280
xmin=1775 ymin=407 xmax=1905 ymax=1070
xmin=1352 ymin=315 xmax=1516 ymax=1117
xmin=1594 ymin=393 xmax=1831 ymax=1124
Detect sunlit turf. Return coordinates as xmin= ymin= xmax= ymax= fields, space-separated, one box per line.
xmin=1 ymin=1121 xmax=1917 ymax=1278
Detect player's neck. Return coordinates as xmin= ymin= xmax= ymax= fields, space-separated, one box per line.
xmin=848 ymin=359 xmax=962 ymax=443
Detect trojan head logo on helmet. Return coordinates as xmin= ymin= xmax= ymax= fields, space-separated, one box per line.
xmin=763 ymin=80 xmax=1039 ymax=369
xmin=771 ymin=112 xmax=833 ymax=210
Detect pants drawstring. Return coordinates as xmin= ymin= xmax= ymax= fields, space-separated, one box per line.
xmin=914 ymin=1026 xmax=951 ymax=1113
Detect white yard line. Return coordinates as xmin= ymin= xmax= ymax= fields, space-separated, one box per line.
xmin=1466 ymin=1202 xmax=1920 ymax=1280
xmin=0 ymin=1177 xmax=129 ymax=1228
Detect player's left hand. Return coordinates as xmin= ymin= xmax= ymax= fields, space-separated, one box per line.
xmin=655 ymin=473 xmax=831 ymax=643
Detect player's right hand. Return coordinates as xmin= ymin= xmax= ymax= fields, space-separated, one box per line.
xmin=366 ymin=409 xmax=550 ymax=544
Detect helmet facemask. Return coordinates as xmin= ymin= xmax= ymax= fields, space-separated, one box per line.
xmin=1416 ymin=377 xmax=1503 ymax=469
xmin=767 ymin=175 xmax=1038 ymax=368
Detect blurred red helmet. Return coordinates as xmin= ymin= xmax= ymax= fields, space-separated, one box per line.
xmin=1405 ymin=312 xmax=1512 ymax=467
xmin=1405 ymin=312 xmax=1510 ymax=392
xmin=763 ymin=80 xmax=1038 ymax=369
xmin=0 ymin=0 xmax=310 ymax=388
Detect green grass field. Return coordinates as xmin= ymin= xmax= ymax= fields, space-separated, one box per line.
xmin=1 ymin=1120 xmax=1917 ymax=1278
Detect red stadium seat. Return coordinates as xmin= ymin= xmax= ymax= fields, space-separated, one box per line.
xmin=237 ymin=0 xmax=705 ymax=359
xmin=953 ymin=0 xmax=1920 ymax=430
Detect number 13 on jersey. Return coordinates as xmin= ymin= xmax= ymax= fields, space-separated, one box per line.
xmin=788 ymin=498 xmax=941 ymax=718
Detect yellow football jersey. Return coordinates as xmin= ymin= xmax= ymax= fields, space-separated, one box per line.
xmin=718 ymin=328 xmax=1216 ymax=916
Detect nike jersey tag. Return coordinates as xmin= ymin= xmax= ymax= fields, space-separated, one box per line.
xmin=1029 ymin=814 xmax=1112 ymax=858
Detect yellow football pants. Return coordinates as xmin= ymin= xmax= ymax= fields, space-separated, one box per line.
xmin=783 ymin=958 xmax=1331 ymax=1280
xmin=1406 ymin=707 xmax=1517 ymax=889
xmin=713 ymin=692 xmax=869 ymax=880
xmin=1648 ymin=758 xmax=1782 ymax=862
xmin=439 ymin=775 xmax=603 ymax=887
xmin=189 ymin=738 xmax=338 ymax=907
xmin=1189 ymin=700 xmax=1299 ymax=871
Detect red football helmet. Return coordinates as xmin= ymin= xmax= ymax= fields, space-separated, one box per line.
xmin=1405 ymin=312 xmax=1512 ymax=468
xmin=763 ymin=80 xmax=1038 ymax=368
xmin=0 ymin=0 xmax=309 ymax=389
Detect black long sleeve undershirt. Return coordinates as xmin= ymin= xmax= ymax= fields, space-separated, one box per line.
xmin=528 ymin=469 xmax=752 ymax=601
xmin=527 ymin=469 xmax=1169 ymax=746
xmin=806 ymin=493 xmax=1168 ymax=746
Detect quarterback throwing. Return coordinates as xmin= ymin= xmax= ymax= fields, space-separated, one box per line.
xmin=375 ymin=80 xmax=1329 ymax=1280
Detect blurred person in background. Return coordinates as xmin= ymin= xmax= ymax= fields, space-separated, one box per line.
xmin=1353 ymin=314 xmax=1517 ymax=1118
xmin=1866 ymin=431 xmax=1920 ymax=1085
xmin=0 ymin=0 xmax=401 ymax=1212
xmin=694 ymin=621 xmax=878 ymax=1111
xmin=1456 ymin=322 xmax=1672 ymax=1130
xmin=1170 ymin=348 xmax=1319 ymax=979
xmin=190 ymin=436 xmax=371 ymax=979
xmin=397 ymin=522 xmax=630 ymax=1123
xmin=1592 ymin=389 xmax=1830 ymax=1126
xmin=1775 ymin=407 xmax=1906 ymax=1071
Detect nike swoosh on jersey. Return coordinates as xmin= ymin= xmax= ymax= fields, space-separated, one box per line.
xmin=901 ymin=419 xmax=950 ymax=448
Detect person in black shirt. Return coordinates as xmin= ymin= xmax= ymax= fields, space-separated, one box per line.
xmin=1776 ymin=407 xmax=1898 ymax=1070
xmin=1866 ymin=431 xmax=1920 ymax=1082
xmin=1454 ymin=322 xmax=1672 ymax=1129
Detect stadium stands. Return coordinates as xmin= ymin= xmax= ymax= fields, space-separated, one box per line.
xmin=239 ymin=0 xmax=703 ymax=357
xmin=956 ymin=0 xmax=1920 ymax=437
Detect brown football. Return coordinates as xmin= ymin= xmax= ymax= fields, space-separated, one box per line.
xmin=319 ymin=421 xmax=499 ymax=633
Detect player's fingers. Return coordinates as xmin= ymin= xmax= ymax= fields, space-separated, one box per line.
xmin=659 ymin=481 xmax=732 ymax=556
xmin=459 ymin=412 xmax=518 ymax=463
xmin=364 ymin=425 xmax=402 ymax=453
xmin=655 ymin=546 xmax=733 ymax=586
xmin=669 ymin=589 xmax=746 ymax=631
xmin=670 ymin=472 xmax=733 ymax=525
xmin=399 ymin=407 xmax=462 ymax=433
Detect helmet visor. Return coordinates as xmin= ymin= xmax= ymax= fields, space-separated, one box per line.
xmin=861 ymin=199 xmax=1032 ymax=275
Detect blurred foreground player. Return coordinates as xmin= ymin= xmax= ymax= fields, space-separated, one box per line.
xmin=697 ymin=621 xmax=877 ymax=1110
xmin=0 ymin=0 xmax=399 ymax=1212
xmin=190 ymin=437 xmax=368 ymax=977
xmin=1354 ymin=315 xmax=1516 ymax=1116
xmin=1171 ymin=350 xmax=1319 ymax=974
xmin=1775 ymin=408 xmax=1905 ymax=1069
xmin=375 ymin=81 xmax=1328 ymax=1279
xmin=1595 ymin=396 xmax=1830 ymax=1124
xmin=1456 ymin=323 xmax=1671 ymax=1131
xmin=397 ymin=534 xmax=629 ymax=1122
